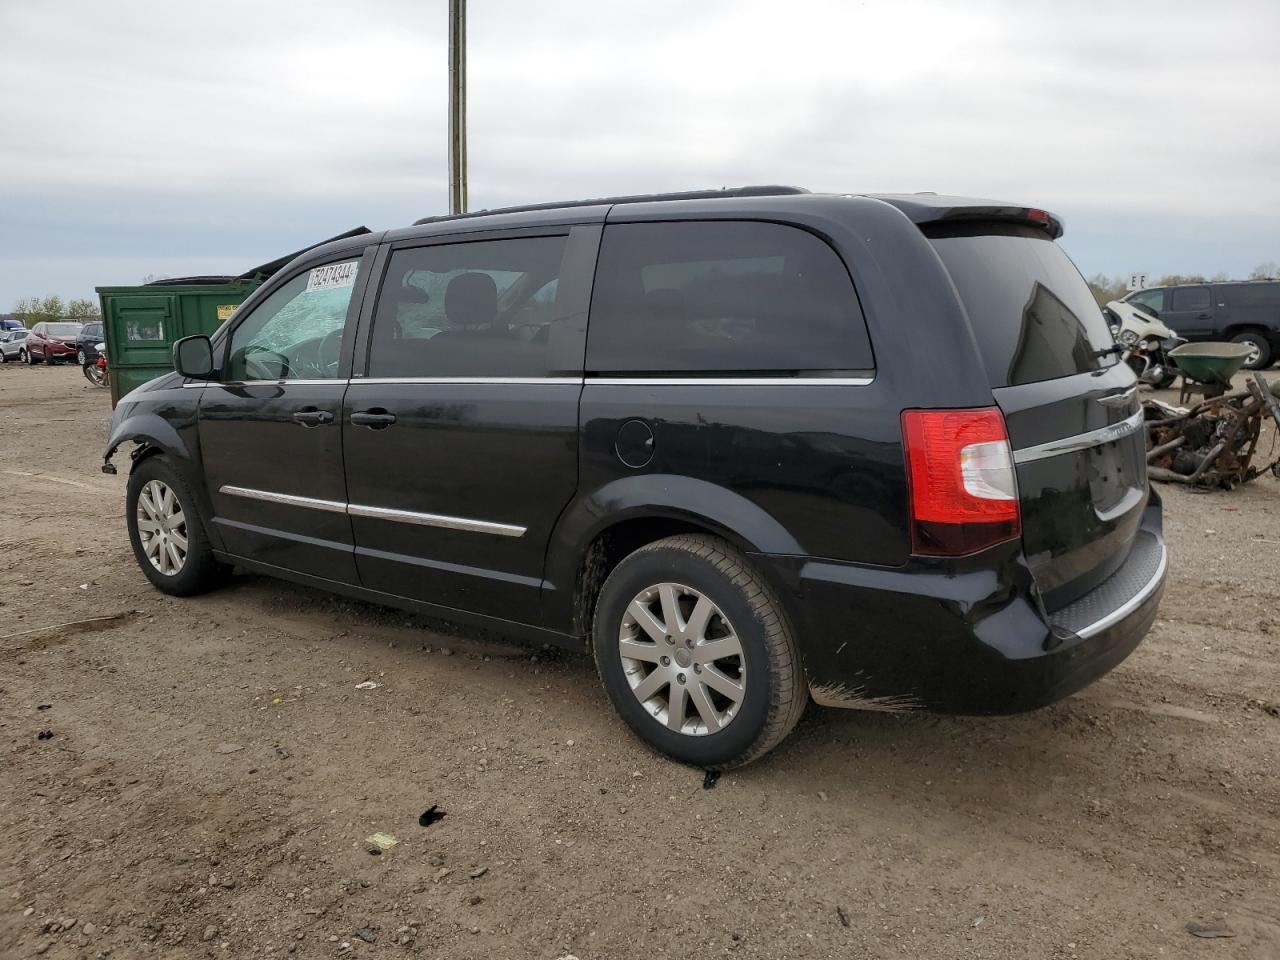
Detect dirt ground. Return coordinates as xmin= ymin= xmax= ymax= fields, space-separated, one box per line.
xmin=1 ymin=363 xmax=1277 ymax=960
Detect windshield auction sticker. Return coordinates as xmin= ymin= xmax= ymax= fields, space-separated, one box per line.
xmin=306 ymin=260 xmax=359 ymax=293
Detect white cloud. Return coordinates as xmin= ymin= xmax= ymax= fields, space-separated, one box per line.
xmin=1 ymin=0 xmax=1277 ymax=300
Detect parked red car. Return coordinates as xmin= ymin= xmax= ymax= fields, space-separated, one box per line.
xmin=24 ymin=321 xmax=83 ymax=364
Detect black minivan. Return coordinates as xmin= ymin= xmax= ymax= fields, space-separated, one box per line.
xmin=104 ymin=187 xmax=1166 ymax=768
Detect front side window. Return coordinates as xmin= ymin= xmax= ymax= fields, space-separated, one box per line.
xmin=367 ymin=236 xmax=568 ymax=378
xmin=1170 ymin=286 xmax=1212 ymax=312
xmin=226 ymin=259 xmax=360 ymax=381
xmin=1127 ymin=288 xmax=1165 ymax=314
xmin=587 ymin=221 xmax=872 ymax=374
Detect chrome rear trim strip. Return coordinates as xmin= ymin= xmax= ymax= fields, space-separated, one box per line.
xmin=1074 ymin=540 xmax=1167 ymax=639
xmin=219 ymin=485 xmax=347 ymax=514
xmin=218 ymin=485 xmax=525 ymax=537
xmin=1013 ymin=410 xmax=1145 ymax=464
xmin=347 ymin=503 xmax=526 ymax=537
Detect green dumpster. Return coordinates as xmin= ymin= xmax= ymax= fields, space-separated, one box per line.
xmin=95 ymin=227 xmax=369 ymax=406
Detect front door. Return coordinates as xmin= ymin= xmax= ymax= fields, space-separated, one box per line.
xmin=198 ymin=252 xmax=369 ymax=583
xmin=341 ymin=227 xmax=597 ymax=622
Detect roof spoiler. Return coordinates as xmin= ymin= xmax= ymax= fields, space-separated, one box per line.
xmin=872 ymin=194 xmax=1064 ymax=239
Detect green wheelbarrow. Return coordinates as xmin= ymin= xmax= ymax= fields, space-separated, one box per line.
xmin=1168 ymin=341 xmax=1255 ymax=402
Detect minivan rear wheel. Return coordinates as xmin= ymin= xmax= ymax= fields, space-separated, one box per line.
xmin=1230 ymin=331 xmax=1272 ymax=370
xmin=126 ymin=456 xmax=230 ymax=596
xmin=592 ymin=534 xmax=806 ymax=768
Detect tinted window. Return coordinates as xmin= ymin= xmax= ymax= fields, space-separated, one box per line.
xmin=1127 ymin=289 xmax=1165 ymax=314
xmin=227 ymin=258 xmax=360 ymax=380
xmin=928 ymin=225 xmax=1117 ymax=388
xmin=587 ymin=221 xmax=871 ymax=374
xmin=368 ymin=236 xmax=568 ymax=378
xmin=1170 ymin=286 xmax=1211 ymax=311
xmin=83 ymin=323 xmax=103 ymax=338
xmin=1221 ymin=283 xmax=1280 ymax=308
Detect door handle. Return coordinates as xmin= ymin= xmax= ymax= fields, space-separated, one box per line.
xmin=350 ymin=409 xmax=397 ymax=429
xmin=292 ymin=409 xmax=334 ymax=425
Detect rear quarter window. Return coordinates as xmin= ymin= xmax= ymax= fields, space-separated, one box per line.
xmin=587 ymin=220 xmax=872 ymax=374
xmin=1221 ymin=283 xmax=1280 ymax=308
xmin=926 ymin=224 xmax=1118 ymax=388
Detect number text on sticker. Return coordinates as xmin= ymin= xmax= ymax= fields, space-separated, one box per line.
xmin=306 ymin=261 xmax=359 ymax=293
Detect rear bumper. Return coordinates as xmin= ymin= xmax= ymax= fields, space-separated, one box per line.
xmin=758 ymin=491 xmax=1166 ymax=715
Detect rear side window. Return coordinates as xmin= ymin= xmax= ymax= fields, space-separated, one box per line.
xmin=1218 ymin=281 xmax=1280 ymax=308
xmin=368 ymin=236 xmax=568 ymax=378
xmin=587 ymin=221 xmax=872 ymax=374
xmin=1221 ymin=283 xmax=1280 ymax=308
xmin=927 ymin=224 xmax=1117 ymax=388
xmin=1170 ymin=286 xmax=1211 ymax=311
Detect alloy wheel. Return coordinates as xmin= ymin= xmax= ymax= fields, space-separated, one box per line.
xmin=136 ymin=479 xmax=188 ymax=576
xmin=618 ymin=582 xmax=746 ymax=735
xmin=77 ymin=349 xmax=86 ymax=365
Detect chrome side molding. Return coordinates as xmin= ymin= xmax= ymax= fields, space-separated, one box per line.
xmin=218 ymin=485 xmax=526 ymax=538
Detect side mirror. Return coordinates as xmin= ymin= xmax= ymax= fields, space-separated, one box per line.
xmin=173 ymin=335 xmax=215 ymax=380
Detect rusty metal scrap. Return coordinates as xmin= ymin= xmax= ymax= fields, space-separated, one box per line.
xmin=1143 ymin=373 xmax=1280 ymax=489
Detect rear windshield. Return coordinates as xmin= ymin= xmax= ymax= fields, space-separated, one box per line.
xmin=927 ymin=224 xmax=1117 ymax=388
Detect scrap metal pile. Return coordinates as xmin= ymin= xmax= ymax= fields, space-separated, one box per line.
xmin=1144 ymin=373 xmax=1280 ymax=488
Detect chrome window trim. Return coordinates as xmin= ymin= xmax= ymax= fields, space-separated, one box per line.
xmin=197 ymin=379 xmax=345 ymax=387
xmin=347 ymin=503 xmax=526 ymax=537
xmin=586 ymin=376 xmax=875 ymax=387
xmin=217 ymin=485 xmax=525 ymax=538
xmin=354 ymin=377 xmax=582 ymax=385
xmin=189 ymin=375 xmax=876 ymax=387
xmin=1012 ymin=410 xmax=1145 ymax=464
xmin=1073 ymin=540 xmax=1167 ymax=639
xmin=219 ymin=485 xmax=347 ymax=514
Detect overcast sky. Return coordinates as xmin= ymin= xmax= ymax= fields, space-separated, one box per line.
xmin=2 ymin=0 xmax=1278 ymax=307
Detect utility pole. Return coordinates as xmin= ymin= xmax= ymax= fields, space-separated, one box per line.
xmin=448 ymin=0 xmax=467 ymax=214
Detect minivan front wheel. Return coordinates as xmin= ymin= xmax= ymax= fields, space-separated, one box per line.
xmin=592 ymin=535 xmax=806 ymax=768
xmin=126 ymin=456 xmax=230 ymax=596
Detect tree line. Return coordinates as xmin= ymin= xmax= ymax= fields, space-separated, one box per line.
xmin=9 ymin=296 xmax=100 ymax=324
xmin=1087 ymin=261 xmax=1279 ymax=306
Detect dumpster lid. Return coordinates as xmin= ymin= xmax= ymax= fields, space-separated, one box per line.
xmin=144 ymin=226 xmax=372 ymax=286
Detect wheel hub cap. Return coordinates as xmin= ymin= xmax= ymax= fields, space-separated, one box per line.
xmin=618 ymin=582 xmax=746 ymax=736
xmin=136 ymin=479 xmax=188 ymax=576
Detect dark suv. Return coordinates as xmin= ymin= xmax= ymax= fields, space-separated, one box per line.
xmin=103 ymin=186 xmax=1166 ymax=768
xmin=1123 ymin=280 xmax=1280 ymax=369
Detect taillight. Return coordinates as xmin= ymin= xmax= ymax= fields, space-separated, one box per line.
xmin=901 ymin=407 xmax=1021 ymax=556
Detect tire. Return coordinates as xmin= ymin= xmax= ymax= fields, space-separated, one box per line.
xmin=126 ymin=456 xmax=230 ymax=597
xmin=1231 ymin=331 xmax=1272 ymax=370
xmin=22 ymin=349 xmax=33 ymax=364
xmin=77 ymin=349 xmax=86 ymax=366
xmin=591 ymin=534 xmax=806 ymax=769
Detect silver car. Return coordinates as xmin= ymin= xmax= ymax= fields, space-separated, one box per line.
xmin=0 ymin=329 xmax=29 ymax=362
